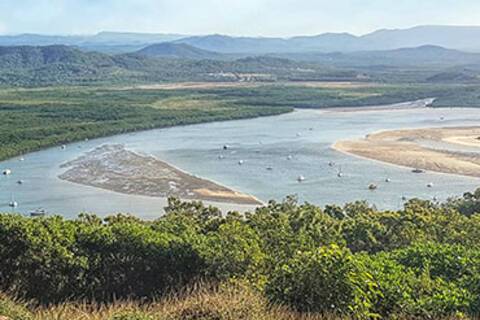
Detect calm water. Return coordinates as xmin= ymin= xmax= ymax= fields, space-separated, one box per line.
xmin=1 ymin=103 xmax=480 ymax=218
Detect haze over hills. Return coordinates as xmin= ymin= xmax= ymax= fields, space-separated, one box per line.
xmin=274 ymin=45 xmax=480 ymax=67
xmin=174 ymin=26 xmax=480 ymax=54
xmin=2 ymin=25 xmax=480 ymax=54
xmin=2 ymin=25 xmax=480 ymax=86
xmin=137 ymin=43 xmax=222 ymax=60
xmin=0 ymin=32 xmax=187 ymax=53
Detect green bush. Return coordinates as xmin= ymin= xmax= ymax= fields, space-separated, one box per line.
xmin=266 ymin=244 xmax=380 ymax=317
xmin=3 ymin=192 xmax=480 ymax=317
xmin=198 ymin=220 xmax=265 ymax=281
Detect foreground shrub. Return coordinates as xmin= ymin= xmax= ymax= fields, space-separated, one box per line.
xmin=266 ymin=244 xmax=379 ymax=317
xmin=362 ymin=252 xmax=472 ymax=318
xmin=198 ymin=220 xmax=265 ymax=281
xmin=4 ymin=192 xmax=480 ymax=317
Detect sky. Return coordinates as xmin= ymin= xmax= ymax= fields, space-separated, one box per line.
xmin=0 ymin=0 xmax=479 ymax=37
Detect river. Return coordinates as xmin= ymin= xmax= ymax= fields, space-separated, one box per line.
xmin=1 ymin=100 xmax=480 ymax=219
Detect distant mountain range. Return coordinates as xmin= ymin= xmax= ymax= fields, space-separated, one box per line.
xmin=273 ymin=45 xmax=480 ymax=67
xmin=174 ymin=26 xmax=480 ymax=54
xmin=2 ymin=25 xmax=480 ymax=54
xmin=0 ymin=32 xmax=186 ymax=54
xmin=137 ymin=43 xmax=222 ymax=60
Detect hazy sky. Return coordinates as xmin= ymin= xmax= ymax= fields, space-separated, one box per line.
xmin=1 ymin=0 xmax=480 ymax=36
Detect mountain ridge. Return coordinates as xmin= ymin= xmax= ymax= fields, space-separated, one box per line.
xmin=3 ymin=25 xmax=480 ymax=54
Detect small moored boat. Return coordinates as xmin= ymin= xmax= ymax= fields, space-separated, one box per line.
xmin=8 ymin=194 xmax=17 ymax=208
xmin=411 ymin=168 xmax=425 ymax=174
xmin=30 ymin=208 xmax=47 ymax=217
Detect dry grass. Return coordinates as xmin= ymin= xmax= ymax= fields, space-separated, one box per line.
xmin=0 ymin=284 xmax=339 ymax=320
xmin=0 ymin=285 xmax=470 ymax=320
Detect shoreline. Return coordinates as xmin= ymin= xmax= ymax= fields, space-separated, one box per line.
xmin=59 ymin=144 xmax=263 ymax=206
xmin=333 ymin=126 xmax=480 ymax=179
xmin=320 ymin=98 xmax=436 ymax=113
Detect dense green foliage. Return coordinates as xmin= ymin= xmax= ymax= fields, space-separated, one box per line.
xmin=2 ymin=191 xmax=480 ymax=318
xmin=0 ymin=86 xmax=292 ymax=161
xmin=1 ymin=82 xmax=480 ymax=162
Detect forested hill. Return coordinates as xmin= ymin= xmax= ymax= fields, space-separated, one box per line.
xmin=0 ymin=44 xmax=358 ymax=86
xmin=0 ymin=45 xmax=122 ymax=86
xmin=1 ymin=43 xmax=480 ymax=87
xmin=0 ymin=45 xmax=115 ymax=68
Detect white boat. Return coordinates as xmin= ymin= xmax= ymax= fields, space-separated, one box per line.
xmin=297 ymin=175 xmax=305 ymax=182
xmin=238 ymin=160 xmax=244 ymax=165
xmin=30 ymin=208 xmax=47 ymax=217
xmin=61 ymin=145 xmax=66 ymax=150
xmin=385 ymin=178 xmax=391 ymax=183
xmin=337 ymin=166 xmax=343 ymax=178
xmin=287 ymin=155 xmax=293 ymax=160
xmin=427 ymin=182 xmax=434 ymax=188
xmin=8 ymin=194 xmax=17 ymax=208
xmin=3 ymin=169 xmax=11 ymax=175
xmin=368 ymin=184 xmax=378 ymax=190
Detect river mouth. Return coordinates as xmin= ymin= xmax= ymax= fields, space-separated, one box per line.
xmin=1 ymin=99 xmax=480 ymax=218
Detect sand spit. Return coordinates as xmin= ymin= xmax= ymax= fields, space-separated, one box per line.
xmin=333 ymin=126 xmax=480 ymax=178
xmin=59 ymin=144 xmax=261 ymax=205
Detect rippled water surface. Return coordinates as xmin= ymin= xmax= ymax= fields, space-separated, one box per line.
xmin=1 ymin=103 xmax=480 ymax=218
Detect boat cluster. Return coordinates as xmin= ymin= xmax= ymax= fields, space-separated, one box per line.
xmin=218 ymin=143 xmax=437 ymax=194
xmin=2 ymin=157 xmax=48 ymax=217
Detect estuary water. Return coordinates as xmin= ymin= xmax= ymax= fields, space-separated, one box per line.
xmin=1 ymin=101 xmax=480 ymax=219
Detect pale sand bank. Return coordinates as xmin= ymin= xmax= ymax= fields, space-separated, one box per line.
xmin=333 ymin=126 xmax=480 ymax=178
xmin=59 ymin=144 xmax=262 ymax=205
xmin=323 ymin=98 xmax=435 ymax=113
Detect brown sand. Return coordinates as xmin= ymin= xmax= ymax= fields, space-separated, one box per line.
xmin=333 ymin=127 xmax=480 ymax=178
xmin=59 ymin=144 xmax=262 ymax=205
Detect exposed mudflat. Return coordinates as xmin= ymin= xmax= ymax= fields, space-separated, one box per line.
xmin=59 ymin=144 xmax=262 ymax=205
xmin=334 ymin=126 xmax=480 ymax=178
